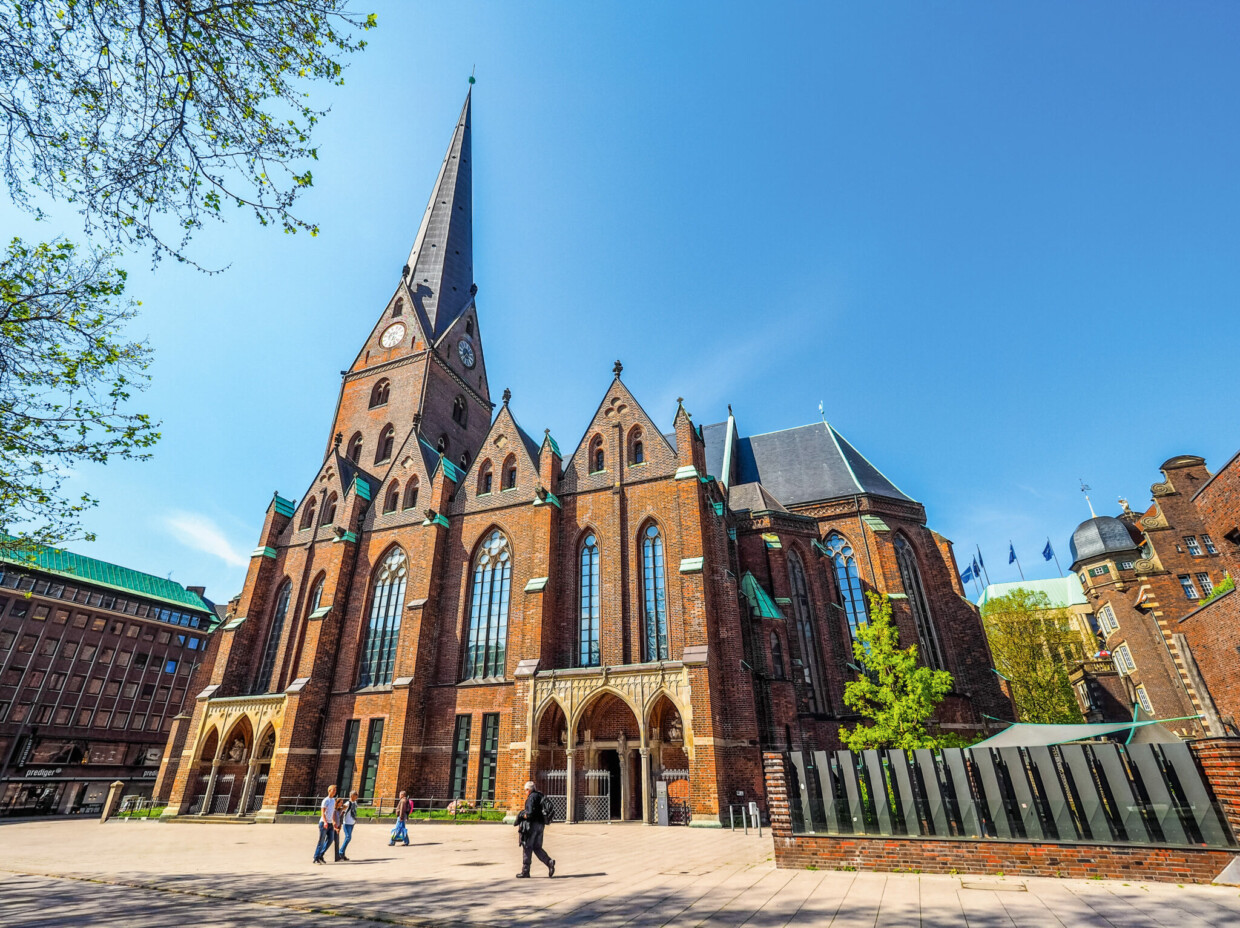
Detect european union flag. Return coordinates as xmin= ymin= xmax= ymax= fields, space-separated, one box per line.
xmin=1043 ymin=540 xmax=1055 ymax=561
xmin=961 ymin=565 xmax=975 ymax=584
xmin=972 ymin=556 xmax=981 ymax=577
xmin=1009 ymin=543 xmax=1017 ymax=565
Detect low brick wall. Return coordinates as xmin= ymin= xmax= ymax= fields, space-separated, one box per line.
xmin=763 ymin=750 xmax=1240 ymax=885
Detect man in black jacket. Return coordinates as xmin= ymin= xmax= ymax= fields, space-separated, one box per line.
xmin=515 ymin=780 xmax=555 ymax=878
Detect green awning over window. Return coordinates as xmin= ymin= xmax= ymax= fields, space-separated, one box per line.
xmin=740 ymin=572 xmax=785 ymax=619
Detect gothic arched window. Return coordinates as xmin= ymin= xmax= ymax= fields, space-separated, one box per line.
xmin=589 ymin=435 xmax=605 ymax=473
xmin=376 ymin=425 xmax=395 ymax=464
xmin=459 ymin=450 xmax=471 ymax=470
xmin=822 ymin=532 xmax=866 ymax=643
xmin=478 ymin=460 xmax=493 ymax=495
xmin=309 ymin=574 xmax=326 ymax=614
xmin=402 ymin=477 xmax=419 ymax=510
xmin=347 ymin=433 xmax=363 ymax=463
xmin=465 ymin=318 xmax=474 ymax=336
xmin=452 ymin=396 xmax=468 ymax=427
xmin=357 ymin=548 xmax=407 ymax=688
xmin=788 ymin=549 xmax=827 ymax=713
xmin=895 ymin=535 xmax=946 ymax=671
xmin=464 ymin=531 xmax=511 ymax=679
xmin=255 ymin=580 xmax=291 ymax=694
xmin=579 ymin=534 xmax=600 ymax=667
xmin=629 ymin=427 xmax=645 ymax=465
xmin=641 ymin=523 xmax=669 ymax=661
xmin=392 ymin=298 xmax=403 ymax=318
xmin=369 ymin=379 xmax=390 ymax=408
xmin=322 ymin=492 xmax=338 ymax=525
xmin=437 ymin=434 xmax=448 ymax=455
xmin=770 ymin=631 xmax=785 ymax=680
xmin=383 ymin=481 xmax=399 ymax=514
xmin=300 ymin=497 xmax=317 ymax=531
xmin=502 ymin=454 xmax=517 ymax=490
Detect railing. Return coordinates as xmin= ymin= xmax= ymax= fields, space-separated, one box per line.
xmin=786 ymin=743 xmax=1235 ymax=848
xmin=539 ymin=770 xmax=568 ymax=822
xmin=577 ymin=769 xmax=610 ymax=822
xmin=728 ymin=802 xmax=765 ymax=835
xmin=117 ymin=797 xmax=166 ymax=820
xmin=275 ymin=796 xmax=505 ymax=821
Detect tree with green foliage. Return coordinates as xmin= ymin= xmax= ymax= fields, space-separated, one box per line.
xmin=980 ymin=588 xmax=1085 ymax=724
xmin=840 ymin=592 xmax=958 ymax=750
xmin=0 ymin=1 xmax=375 ymax=553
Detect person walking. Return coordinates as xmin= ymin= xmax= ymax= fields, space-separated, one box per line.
xmin=389 ymin=789 xmax=411 ymax=846
xmin=336 ymin=790 xmax=358 ymax=861
xmin=313 ymin=785 xmax=338 ymax=865
xmin=515 ymin=780 xmax=555 ymax=878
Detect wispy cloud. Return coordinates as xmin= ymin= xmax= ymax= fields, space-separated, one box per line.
xmin=164 ymin=510 xmax=248 ymax=568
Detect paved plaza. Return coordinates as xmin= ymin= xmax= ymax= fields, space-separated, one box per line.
xmin=2 ymin=818 xmax=1240 ymax=926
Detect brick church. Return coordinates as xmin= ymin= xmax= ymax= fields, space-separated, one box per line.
xmin=161 ymin=90 xmax=1009 ymax=824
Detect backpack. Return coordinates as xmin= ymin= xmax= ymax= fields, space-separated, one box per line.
xmin=540 ymin=794 xmax=556 ymax=824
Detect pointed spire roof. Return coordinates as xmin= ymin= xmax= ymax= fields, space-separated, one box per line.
xmin=405 ymin=90 xmax=474 ymax=341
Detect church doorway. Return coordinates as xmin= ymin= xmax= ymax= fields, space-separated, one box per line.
xmin=573 ymin=691 xmax=641 ymax=822
xmin=598 ymin=749 xmax=622 ymax=820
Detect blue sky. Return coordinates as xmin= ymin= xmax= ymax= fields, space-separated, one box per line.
xmin=6 ymin=2 xmax=1239 ymax=603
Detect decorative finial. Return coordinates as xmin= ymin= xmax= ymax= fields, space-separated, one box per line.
xmin=1080 ymin=480 xmax=1096 ymax=518
xmin=469 ymin=66 xmax=476 ymax=85
xmin=503 ymin=387 xmax=512 ymax=406
xmin=401 ymin=264 xmax=409 ymax=279
xmin=332 ymin=431 xmax=343 ymax=451
xmin=676 ymin=397 xmax=684 ymax=406
xmin=412 ymin=412 xmax=422 ymax=430
xmin=727 ymin=404 xmax=733 ymax=417
xmin=613 ymin=360 xmax=623 ymax=378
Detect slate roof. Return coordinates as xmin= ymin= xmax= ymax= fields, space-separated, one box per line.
xmin=702 ymin=421 xmax=730 ymax=484
xmin=1069 ymin=516 xmax=1140 ymax=566
xmin=0 ymin=542 xmax=213 ymax=613
xmin=732 ymin=421 xmax=912 ymax=507
xmin=405 ymin=91 xmax=474 ymax=341
xmin=727 ymin=482 xmax=789 ymax=514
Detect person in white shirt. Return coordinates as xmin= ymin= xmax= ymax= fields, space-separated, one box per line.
xmin=337 ymin=790 xmax=359 ymax=861
xmin=313 ymin=785 xmax=338 ymax=864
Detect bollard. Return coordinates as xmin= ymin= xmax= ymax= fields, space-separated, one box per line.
xmin=100 ymin=781 xmax=126 ymax=823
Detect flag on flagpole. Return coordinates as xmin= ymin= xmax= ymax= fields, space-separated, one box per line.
xmin=972 ymin=556 xmax=981 ymax=578
xmin=961 ymin=565 xmax=975 ymax=584
xmin=1043 ymin=540 xmax=1055 ymax=561
xmin=977 ymin=549 xmax=985 ymax=570
xmin=1009 ymin=542 xmax=1017 ymax=565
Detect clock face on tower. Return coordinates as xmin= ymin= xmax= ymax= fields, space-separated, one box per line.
xmin=457 ymin=338 xmax=476 ymax=369
xmin=379 ymin=323 xmax=405 ymax=348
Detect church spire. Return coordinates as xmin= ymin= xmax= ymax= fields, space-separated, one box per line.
xmin=405 ymin=89 xmax=474 ymax=341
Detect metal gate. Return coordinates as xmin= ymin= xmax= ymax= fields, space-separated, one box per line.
xmin=661 ymin=768 xmax=691 ymax=825
xmin=187 ymin=775 xmax=210 ymax=814
xmin=248 ymin=774 xmax=268 ymax=813
xmin=539 ymin=770 xmax=567 ymax=822
xmin=577 ymin=769 xmax=611 ymax=822
xmin=211 ymin=774 xmax=236 ymax=814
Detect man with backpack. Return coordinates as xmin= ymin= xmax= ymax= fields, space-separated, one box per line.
xmin=515 ymin=780 xmax=555 ymax=878
xmin=389 ymin=790 xmax=411 ymax=846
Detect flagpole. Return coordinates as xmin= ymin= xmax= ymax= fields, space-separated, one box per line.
xmin=1054 ymin=550 xmax=1063 ymax=577
xmin=976 ymin=544 xmax=992 ymax=586
xmin=1010 ymin=540 xmax=1025 ymax=581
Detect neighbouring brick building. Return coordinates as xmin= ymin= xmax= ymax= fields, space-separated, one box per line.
xmin=1069 ymin=454 xmax=1239 ymax=737
xmin=162 ymin=89 xmax=1008 ymax=826
xmin=0 ymin=544 xmax=218 ymax=815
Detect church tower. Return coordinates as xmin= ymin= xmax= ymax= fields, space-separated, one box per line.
xmin=330 ymin=88 xmax=491 ymax=479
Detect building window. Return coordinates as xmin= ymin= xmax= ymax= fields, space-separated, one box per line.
xmin=369 ymin=379 xmax=390 ymax=408
xmin=770 ymin=631 xmax=785 ymax=680
xmin=323 ymin=492 xmax=338 ymax=525
xmin=1089 ymin=565 xmax=1110 ymax=577
xmin=465 ymin=318 xmax=473 ymax=336
xmin=300 ymin=498 xmax=317 ymax=531
xmin=437 ymin=434 xmax=448 ymax=455
xmin=1202 ymin=534 xmax=1218 ymax=555
xmin=1135 ymin=685 xmax=1154 ymax=715
xmin=452 ymin=396 xmax=468 ymax=427
xmin=894 ymin=535 xmax=946 ymax=671
xmin=502 ymin=455 xmax=517 ymax=490
xmin=464 ymin=531 xmax=511 ymax=679
xmin=822 ymin=532 xmax=866 ymax=642
xmin=392 ymin=298 xmax=403 ymax=318
xmin=1197 ymin=573 xmax=1214 ymax=596
xmin=1076 ymin=681 xmax=1094 ymax=710
xmin=337 ymin=719 xmax=360 ymax=795
xmin=1178 ymin=575 xmax=1200 ymax=600
xmin=1184 ymin=536 xmax=1202 ymax=556
xmin=357 ymin=548 xmax=408 ymax=688
xmin=589 ymin=435 xmax=605 ymax=474
xmin=1097 ymin=603 xmax=1118 ymax=635
xmin=347 ymin=433 xmax=363 ymax=463
xmin=478 ymin=461 xmax=493 ymax=495
xmin=376 ymin=424 xmax=395 ymax=463
xmin=402 ymin=477 xmax=419 ymax=510
xmin=459 ymin=450 xmax=471 ymax=470
xmin=360 ymin=719 xmax=385 ymax=799
xmin=1119 ymin=560 xmax=1135 ymax=570
xmin=309 ymin=575 xmax=325 ymax=614
xmin=628 ymin=427 xmax=644 ymax=465
xmin=255 ymin=580 xmax=291 ymax=693
xmin=1114 ymin=644 xmax=1136 ymax=675
xmin=579 ymin=534 xmax=600 ymax=667
xmin=787 ymin=549 xmax=826 ymax=711
xmin=641 ymin=524 xmax=669 ymax=661
xmin=383 ymin=482 xmax=399 ymax=514
xmin=477 ymin=713 xmax=500 ymax=803
xmin=450 ymin=715 xmax=472 ymax=800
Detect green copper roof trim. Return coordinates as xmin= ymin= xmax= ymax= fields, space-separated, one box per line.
xmin=223 ymin=616 xmax=247 ymax=630
xmin=532 ymin=490 xmax=561 ymax=509
xmin=679 ymin=556 xmax=704 ymax=574
xmin=422 ymin=513 xmax=450 ymax=528
xmin=308 ymin=605 xmax=331 ymax=620
xmin=740 ymin=572 xmax=784 ymax=619
xmin=762 ymin=533 xmax=782 ymax=550
xmin=440 ymin=457 xmax=464 ymax=484
xmin=774 ymin=596 xmax=792 ymax=605
xmin=861 ymin=514 xmax=890 ymax=532
xmin=524 ymin=576 xmax=549 ymax=593
xmin=712 ymin=501 xmax=724 ymax=517
xmin=252 ymin=546 xmax=277 ymax=559
xmin=273 ymin=495 xmax=296 ymax=518
xmin=727 ymin=528 xmax=737 ymax=541
xmin=700 ymin=474 xmax=715 ymax=484
xmin=0 ymin=541 xmax=212 ymax=613
xmin=352 ymin=475 xmax=372 ymax=501
xmin=887 ymin=593 xmax=908 ymax=600
xmin=674 ymin=465 xmax=700 ymax=481
xmin=333 ymin=531 xmax=358 ymax=544
xmin=545 ymin=434 xmax=561 ymax=457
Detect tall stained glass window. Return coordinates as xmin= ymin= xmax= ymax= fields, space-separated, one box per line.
xmin=465 ymin=531 xmax=511 ymax=679
xmin=822 ymin=533 xmax=866 ymax=642
xmin=255 ymin=580 xmax=291 ymax=693
xmin=787 ymin=550 xmax=827 ymax=713
xmin=894 ymin=535 xmax=946 ymax=671
xmin=579 ymin=534 xmax=600 ymax=667
xmin=357 ymin=548 xmax=407 ymax=688
xmin=642 ymin=524 xmax=668 ymax=661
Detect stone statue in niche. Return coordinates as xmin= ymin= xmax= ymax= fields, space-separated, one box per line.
xmin=666 ymin=715 xmax=683 ymax=743
xmin=226 ymin=738 xmax=246 ymax=764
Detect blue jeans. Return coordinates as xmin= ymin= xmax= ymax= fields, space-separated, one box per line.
xmin=314 ymin=822 xmax=335 ymax=861
xmin=339 ymin=823 xmax=354 ymax=858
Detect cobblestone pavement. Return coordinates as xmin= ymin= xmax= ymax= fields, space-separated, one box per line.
xmin=2 ymin=819 xmax=1240 ymax=926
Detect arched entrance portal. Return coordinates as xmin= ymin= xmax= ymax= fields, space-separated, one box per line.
xmin=573 ymin=691 xmax=641 ymax=822
xmin=187 ymin=728 xmax=219 ymax=814
xmin=648 ymin=694 xmax=691 ymax=825
xmin=532 ymin=700 xmax=569 ymax=821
